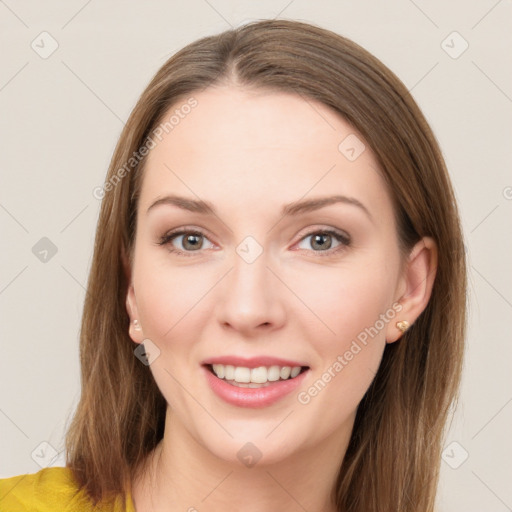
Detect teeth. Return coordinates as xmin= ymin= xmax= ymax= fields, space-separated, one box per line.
xmin=290 ymin=366 xmax=301 ymax=378
xmin=234 ymin=366 xmax=251 ymax=383
xmin=225 ymin=365 xmax=234 ymax=380
xmin=280 ymin=366 xmax=291 ymax=379
xmin=211 ymin=364 xmax=304 ymax=383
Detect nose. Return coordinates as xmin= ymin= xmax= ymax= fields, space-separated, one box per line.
xmin=215 ymin=248 xmax=286 ymax=336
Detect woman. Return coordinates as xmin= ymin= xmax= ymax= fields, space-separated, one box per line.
xmin=0 ymin=19 xmax=466 ymax=512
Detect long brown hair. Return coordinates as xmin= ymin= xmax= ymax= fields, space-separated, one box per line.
xmin=65 ymin=19 xmax=467 ymax=511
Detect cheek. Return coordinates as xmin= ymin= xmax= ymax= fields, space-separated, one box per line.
xmin=133 ymin=250 xmax=220 ymax=340
xmin=287 ymin=257 xmax=396 ymax=349
xmin=295 ymin=270 xmax=392 ymax=419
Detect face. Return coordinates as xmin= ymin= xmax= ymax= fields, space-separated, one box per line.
xmin=126 ymin=85 xmax=410 ymax=466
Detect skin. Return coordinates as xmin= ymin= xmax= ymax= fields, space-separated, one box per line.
xmin=125 ymin=85 xmax=437 ymax=512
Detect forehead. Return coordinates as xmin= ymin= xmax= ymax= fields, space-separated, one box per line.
xmin=138 ymin=85 xmax=394 ymax=224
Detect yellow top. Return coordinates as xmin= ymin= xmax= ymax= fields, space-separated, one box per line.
xmin=0 ymin=466 xmax=136 ymax=511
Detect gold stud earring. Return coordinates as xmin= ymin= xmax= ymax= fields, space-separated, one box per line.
xmin=396 ymin=320 xmax=410 ymax=333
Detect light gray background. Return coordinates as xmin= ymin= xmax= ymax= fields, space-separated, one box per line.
xmin=1 ymin=1 xmax=511 ymax=510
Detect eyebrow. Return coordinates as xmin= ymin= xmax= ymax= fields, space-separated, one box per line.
xmin=146 ymin=194 xmax=373 ymax=222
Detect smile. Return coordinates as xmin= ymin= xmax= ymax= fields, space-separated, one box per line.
xmin=202 ymin=364 xmax=310 ymax=408
xmin=208 ymin=363 xmax=307 ymax=386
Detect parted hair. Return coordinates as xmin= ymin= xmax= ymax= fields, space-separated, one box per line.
xmin=65 ymin=19 xmax=467 ymax=511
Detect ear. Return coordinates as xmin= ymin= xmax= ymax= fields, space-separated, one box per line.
xmin=386 ymin=236 xmax=438 ymax=343
xmin=122 ymin=246 xmax=144 ymax=344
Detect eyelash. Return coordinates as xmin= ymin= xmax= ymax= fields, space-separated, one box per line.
xmin=157 ymin=227 xmax=351 ymax=258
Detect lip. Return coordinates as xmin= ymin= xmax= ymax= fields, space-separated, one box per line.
xmin=201 ymin=355 xmax=309 ymax=369
xmin=202 ymin=365 xmax=309 ymax=408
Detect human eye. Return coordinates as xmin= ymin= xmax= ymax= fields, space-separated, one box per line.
xmin=294 ymin=227 xmax=351 ymax=257
xmin=156 ymin=227 xmax=215 ymax=257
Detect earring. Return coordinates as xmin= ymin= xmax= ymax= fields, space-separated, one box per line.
xmin=133 ymin=319 xmax=142 ymax=331
xmin=396 ymin=320 xmax=410 ymax=333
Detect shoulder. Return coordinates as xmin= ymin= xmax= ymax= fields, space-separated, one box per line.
xmin=0 ymin=466 xmax=134 ymax=512
xmin=0 ymin=466 xmax=90 ymax=511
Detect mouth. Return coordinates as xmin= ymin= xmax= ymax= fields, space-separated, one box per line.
xmin=203 ymin=363 xmax=310 ymax=388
